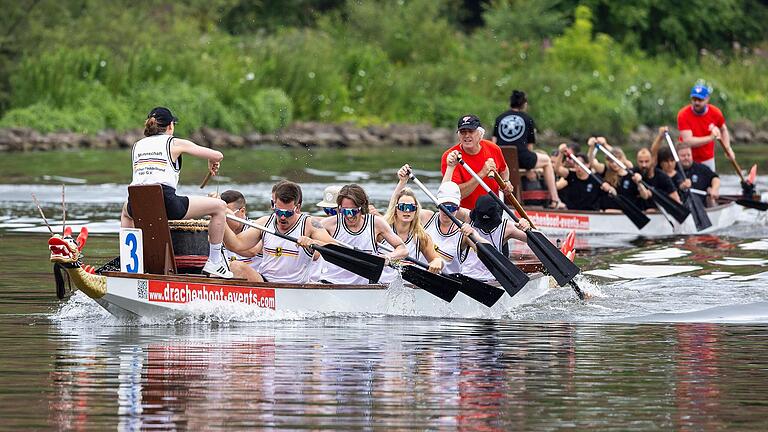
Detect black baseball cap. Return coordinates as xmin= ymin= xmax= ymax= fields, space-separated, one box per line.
xmin=147 ymin=107 xmax=178 ymax=127
xmin=470 ymin=195 xmax=502 ymax=231
xmin=457 ymin=114 xmax=481 ymax=131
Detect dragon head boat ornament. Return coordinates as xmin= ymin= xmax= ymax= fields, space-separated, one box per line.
xmin=49 ymin=226 xmax=107 ymax=299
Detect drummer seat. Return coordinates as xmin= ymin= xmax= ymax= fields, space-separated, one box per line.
xmin=127 ymin=184 xmax=177 ymax=275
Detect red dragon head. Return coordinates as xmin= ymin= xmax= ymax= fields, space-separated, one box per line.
xmin=49 ymin=227 xmax=89 ymax=264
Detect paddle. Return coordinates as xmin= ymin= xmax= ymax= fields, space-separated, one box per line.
xmin=711 ymin=194 xmax=768 ymax=211
xmin=488 ymin=172 xmax=586 ymax=299
xmin=456 ymin=156 xmax=582 ymax=299
xmin=407 ymin=171 xmax=530 ymax=297
xmin=226 ymin=214 xmax=385 ymax=282
xmin=200 ymin=172 xmax=212 ymax=189
xmin=597 ymin=144 xmax=691 ymax=224
xmin=715 ymin=137 xmax=757 ymax=198
xmin=568 ymin=153 xmax=651 ymax=229
xmin=374 ymin=242 xmax=461 ymax=304
xmin=665 ymin=132 xmax=712 ymax=231
xmin=377 ymin=243 xmax=504 ymax=306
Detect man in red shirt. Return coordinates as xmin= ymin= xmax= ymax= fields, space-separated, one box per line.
xmin=440 ymin=114 xmax=512 ymax=209
xmin=676 ymin=84 xmax=735 ymax=171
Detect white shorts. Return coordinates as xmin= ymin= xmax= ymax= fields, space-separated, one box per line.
xmin=699 ymin=158 xmax=715 ymax=171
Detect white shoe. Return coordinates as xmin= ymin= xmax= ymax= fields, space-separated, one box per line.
xmin=202 ymin=260 xmax=234 ymax=279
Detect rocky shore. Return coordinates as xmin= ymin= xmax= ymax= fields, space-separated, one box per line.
xmin=1 ymin=120 xmax=766 ymax=152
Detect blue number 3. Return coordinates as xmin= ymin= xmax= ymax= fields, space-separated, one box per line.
xmin=125 ymin=233 xmax=139 ymax=273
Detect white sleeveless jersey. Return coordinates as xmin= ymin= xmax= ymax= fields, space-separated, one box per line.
xmin=424 ymin=213 xmax=462 ymax=274
xmin=258 ymin=214 xmax=314 ymax=283
xmin=130 ymin=134 xmax=181 ymax=189
xmin=378 ymin=227 xmax=419 ymax=284
xmin=460 ymin=220 xmax=508 ymax=281
xmin=321 ymin=214 xmax=380 ymax=285
xmin=223 ymin=216 xmax=270 ymax=270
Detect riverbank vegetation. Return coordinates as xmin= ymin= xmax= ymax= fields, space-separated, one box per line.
xmin=1 ymin=0 xmax=767 ymax=141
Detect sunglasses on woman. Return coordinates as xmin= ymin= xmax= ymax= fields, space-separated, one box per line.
xmin=441 ymin=204 xmax=459 ymax=213
xmin=396 ymin=203 xmax=417 ymax=212
xmin=274 ymin=208 xmax=295 ymax=218
xmin=339 ymin=207 xmax=361 ymax=217
xmin=323 ymin=207 xmax=338 ymax=216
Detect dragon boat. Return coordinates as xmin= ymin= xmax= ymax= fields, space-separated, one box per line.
xmin=49 ymin=185 xmax=573 ymax=319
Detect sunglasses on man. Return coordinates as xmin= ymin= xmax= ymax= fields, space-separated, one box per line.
xmin=339 ymin=207 xmax=362 ymax=217
xmin=274 ymin=207 xmax=296 ymax=218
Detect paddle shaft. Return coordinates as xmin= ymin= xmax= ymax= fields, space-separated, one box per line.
xmin=568 ymin=153 xmax=615 ymax=194
xmin=200 ymin=172 xmax=213 ymax=189
xmin=489 ymin=171 xmax=537 ymax=229
xmin=715 ymin=137 xmax=746 ymax=183
xmin=665 ymin=131 xmax=689 ymax=180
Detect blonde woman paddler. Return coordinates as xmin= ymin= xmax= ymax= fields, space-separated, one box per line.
xmin=377 ymin=187 xmax=445 ymax=283
xmin=388 ymin=163 xmax=473 ymax=275
xmin=319 ymin=184 xmax=408 ymax=284
xmin=120 ymin=107 xmax=233 ymax=278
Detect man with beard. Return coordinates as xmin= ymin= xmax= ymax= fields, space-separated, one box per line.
xmin=678 ymin=146 xmax=721 ymax=207
xmin=677 ymin=83 xmax=735 ymax=171
xmin=636 ymin=148 xmax=681 ymax=210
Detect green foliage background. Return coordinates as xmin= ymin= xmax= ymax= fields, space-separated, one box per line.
xmin=0 ymin=0 xmax=766 ymax=140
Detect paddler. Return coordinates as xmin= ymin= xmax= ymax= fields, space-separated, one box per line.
xmin=223 ymin=181 xmax=335 ymax=283
xmin=120 ymin=107 xmax=233 ymax=278
xmin=319 ymin=184 xmax=408 ymax=284
xmin=677 ymin=83 xmax=734 ymax=171
xmin=441 ymin=114 xmax=513 ymax=209
xmin=459 ymin=195 xmax=530 ymax=282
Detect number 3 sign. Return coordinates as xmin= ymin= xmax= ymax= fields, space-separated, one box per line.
xmin=120 ymin=228 xmax=144 ymax=273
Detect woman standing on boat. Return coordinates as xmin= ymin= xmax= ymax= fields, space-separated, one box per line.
xmin=120 ymin=107 xmax=233 ymax=278
xmin=319 ymin=184 xmax=408 ymax=284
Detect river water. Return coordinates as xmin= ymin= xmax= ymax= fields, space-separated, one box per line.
xmin=1 ymin=147 xmax=767 ymax=430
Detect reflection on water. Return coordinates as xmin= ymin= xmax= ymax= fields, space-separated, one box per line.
xmin=0 ymin=319 xmax=756 ymax=429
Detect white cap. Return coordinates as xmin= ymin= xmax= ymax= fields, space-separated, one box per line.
xmin=436 ymin=181 xmax=461 ymax=206
xmin=316 ymin=185 xmax=342 ymax=208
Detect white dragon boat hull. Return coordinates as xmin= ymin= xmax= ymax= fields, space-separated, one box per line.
xmin=94 ymin=272 xmax=551 ymax=319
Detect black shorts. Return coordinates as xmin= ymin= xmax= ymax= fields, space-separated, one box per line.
xmin=127 ymin=184 xmax=190 ymax=220
xmin=518 ymin=149 xmax=538 ymax=170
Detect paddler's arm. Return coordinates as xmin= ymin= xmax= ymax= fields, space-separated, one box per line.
xmin=504 ymin=219 xmax=529 ymax=243
xmin=456 ymin=158 xmax=498 ymax=199
xmin=442 ymin=150 xmax=459 ymax=183
xmin=223 ymin=216 xmax=264 ymax=252
xmin=387 ymin=164 xmax=411 ymax=209
xmin=171 ymin=138 xmax=224 ymax=175
xmin=418 ymin=236 xmax=444 ymax=273
xmin=459 ymin=224 xmax=488 ymax=252
xmin=305 ymin=217 xmax=338 ymax=247
xmin=373 ymin=216 xmax=407 ymax=261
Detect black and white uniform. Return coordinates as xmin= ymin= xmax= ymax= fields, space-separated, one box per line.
xmin=460 ymin=220 xmax=508 ymax=282
xmin=424 ymin=213 xmax=462 ymax=274
xmin=223 ymin=215 xmax=269 ymax=271
xmin=492 ymin=109 xmax=538 ymax=170
xmin=321 ymin=214 xmax=380 ymax=284
xmin=258 ymin=214 xmax=314 ymax=283
xmin=378 ymin=226 xmax=420 ymax=284
xmin=128 ymin=134 xmax=189 ymax=220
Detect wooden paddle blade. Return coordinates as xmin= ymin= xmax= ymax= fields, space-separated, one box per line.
xmin=649 ymin=186 xmax=690 ymax=223
xmin=736 ymin=198 xmax=768 ymax=211
xmin=614 ymin=194 xmax=651 ymax=229
xmin=684 ymin=193 xmax=712 ymax=231
xmin=475 ymin=242 xmax=529 ymax=297
xmin=401 ymin=265 xmax=459 ymax=303
xmin=449 ymin=273 xmax=505 ymax=307
xmin=526 ymin=230 xmax=580 ymax=286
xmin=314 ymin=244 xmax=385 ymax=282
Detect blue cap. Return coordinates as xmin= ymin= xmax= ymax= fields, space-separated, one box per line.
xmin=690 ymin=85 xmax=710 ymax=99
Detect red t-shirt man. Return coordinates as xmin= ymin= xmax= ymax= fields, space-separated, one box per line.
xmin=677 ymin=104 xmax=725 ymax=162
xmin=441 ymin=115 xmax=508 ymax=209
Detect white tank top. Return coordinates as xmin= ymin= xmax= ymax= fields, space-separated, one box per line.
xmin=322 ymin=214 xmax=379 ymax=285
xmin=460 ymin=220 xmax=508 ymax=281
xmin=130 ymin=134 xmax=181 ymax=188
xmin=424 ymin=213 xmax=462 ymax=274
xmin=258 ymin=214 xmax=314 ymax=283
xmin=378 ymin=226 xmax=419 ymax=284
xmin=223 ymin=216 xmax=269 ymax=270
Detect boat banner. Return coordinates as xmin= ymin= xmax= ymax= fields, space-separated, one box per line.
xmin=146 ymin=280 xmax=276 ymax=309
xmin=523 ymin=211 xmax=590 ymax=231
